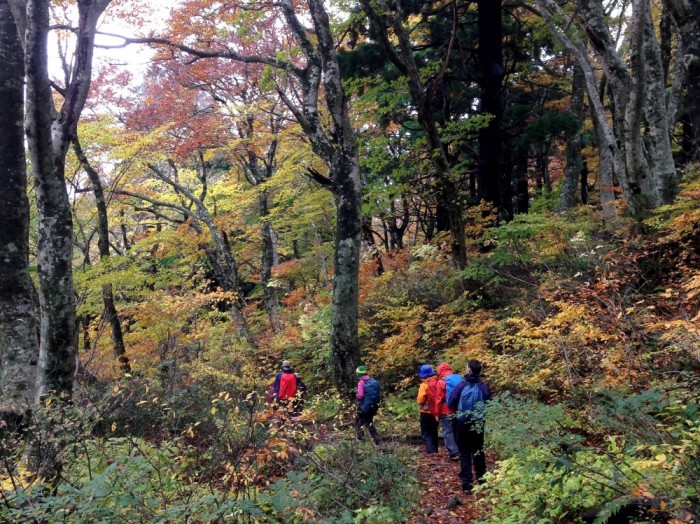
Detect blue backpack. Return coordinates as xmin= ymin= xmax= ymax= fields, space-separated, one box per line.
xmin=360 ymin=379 xmax=381 ymax=416
xmin=457 ymin=381 xmax=485 ymax=423
xmin=445 ymin=374 xmax=462 ymax=403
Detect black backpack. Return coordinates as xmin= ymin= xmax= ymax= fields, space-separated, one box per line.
xmin=360 ymin=379 xmax=381 ymax=416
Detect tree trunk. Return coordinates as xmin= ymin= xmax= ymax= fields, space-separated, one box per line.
xmin=664 ymin=0 xmax=700 ymax=161
xmin=515 ymin=149 xmax=529 ymax=214
xmin=362 ymin=218 xmax=384 ymax=277
xmin=145 ymin=162 xmax=255 ymax=345
xmin=477 ymin=0 xmax=506 ymax=216
xmin=302 ymin=0 xmax=363 ymax=393
xmin=640 ymin=5 xmax=677 ymax=203
xmin=73 ymin=138 xmax=130 ymax=372
xmin=560 ymin=65 xmax=585 ymax=211
xmin=329 ymin=154 xmax=363 ymax=393
xmin=0 ymin=0 xmax=38 ymax=422
xmin=259 ymin=191 xmax=282 ymax=332
xmin=24 ymin=0 xmax=76 ymax=399
xmin=578 ymin=0 xmax=678 ymax=211
xmin=580 ymin=162 xmax=589 ymax=204
xmin=10 ymin=0 xmax=111 ymax=403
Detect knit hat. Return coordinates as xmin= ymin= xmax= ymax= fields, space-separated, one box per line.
xmin=418 ymin=364 xmax=436 ymax=379
xmin=355 ymin=365 xmax=368 ymax=376
xmin=282 ymin=360 xmax=291 ymax=370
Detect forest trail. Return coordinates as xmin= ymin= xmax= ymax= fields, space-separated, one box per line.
xmin=409 ymin=447 xmax=482 ymax=523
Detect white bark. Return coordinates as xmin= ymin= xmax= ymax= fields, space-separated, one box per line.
xmin=578 ymin=0 xmax=678 ymax=211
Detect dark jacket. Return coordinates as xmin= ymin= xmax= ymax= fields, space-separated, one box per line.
xmin=447 ymin=372 xmax=492 ymax=412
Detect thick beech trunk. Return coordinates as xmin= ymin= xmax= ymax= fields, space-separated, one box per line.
xmin=329 ymin=154 xmax=363 ymax=393
xmin=24 ymin=0 xmax=76 ymax=399
xmin=8 ymin=0 xmax=111 ymax=403
xmin=306 ymin=0 xmax=363 ymax=392
xmin=639 ymin=6 xmax=677 ymax=203
xmin=73 ymin=138 xmax=130 ymax=372
xmin=0 ymin=0 xmax=38 ymax=422
xmin=578 ymin=0 xmax=678 ymax=211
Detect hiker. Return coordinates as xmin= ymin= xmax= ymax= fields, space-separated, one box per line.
xmin=435 ymin=362 xmax=461 ymax=460
xmin=272 ymin=360 xmax=305 ymax=416
xmin=416 ymin=364 xmax=439 ymax=454
xmin=355 ymin=365 xmax=381 ymax=444
xmin=447 ymin=359 xmax=492 ymax=494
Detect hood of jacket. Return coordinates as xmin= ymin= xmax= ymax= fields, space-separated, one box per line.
xmin=436 ymin=362 xmax=454 ymax=378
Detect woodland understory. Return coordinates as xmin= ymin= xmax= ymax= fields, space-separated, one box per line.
xmin=1 ymin=0 xmax=700 ymax=523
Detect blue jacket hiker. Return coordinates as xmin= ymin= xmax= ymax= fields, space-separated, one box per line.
xmin=435 ymin=362 xmax=461 ymax=460
xmin=355 ymin=365 xmax=381 ymax=445
xmin=447 ymin=359 xmax=492 ymax=494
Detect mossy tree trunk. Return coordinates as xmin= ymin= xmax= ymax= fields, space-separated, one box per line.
xmin=0 ymin=0 xmax=38 ymax=425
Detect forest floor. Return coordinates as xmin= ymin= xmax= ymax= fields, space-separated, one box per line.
xmin=408 ymin=446 xmax=492 ymax=523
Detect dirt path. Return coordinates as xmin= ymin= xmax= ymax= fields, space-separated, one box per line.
xmin=408 ymin=448 xmax=480 ymax=523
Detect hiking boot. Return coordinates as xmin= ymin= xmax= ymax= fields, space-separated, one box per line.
xmin=448 ymin=454 xmax=459 ymax=461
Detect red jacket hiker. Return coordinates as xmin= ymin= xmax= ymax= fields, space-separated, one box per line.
xmin=272 ymin=360 xmax=307 ymax=406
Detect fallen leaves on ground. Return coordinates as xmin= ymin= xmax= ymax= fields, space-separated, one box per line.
xmin=408 ymin=447 xmax=481 ymax=523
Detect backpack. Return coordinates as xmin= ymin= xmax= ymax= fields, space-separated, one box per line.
xmin=457 ymin=381 xmax=485 ymax=424
xmin=427 ymin=379 xmax=445 ymax=419
xmin=278 ymin=372 xmax=298 ymax=401
xmin=360 ymin=378 xmax=381 ymax=416
xmin=445 ymin=373 xmax=462 ymax=402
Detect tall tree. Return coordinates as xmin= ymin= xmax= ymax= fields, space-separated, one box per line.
xmin=477 ymin=0 xmax=509 ymax=219
xmin=535 ymin=0 xmax=626 ymax=220
xmin=73 ymin=138 xmax=130 ymax=372
xmin=0 ymin=0 xmax=38 ymax=424
xmin=8 ymin=0 xmax=112 ymax=399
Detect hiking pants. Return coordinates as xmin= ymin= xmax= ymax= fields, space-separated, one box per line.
xmin=355 ymin=411 xmax=381 ymax=444
xmin=419 ymin=412 xmax=439 ymax=454
xmin=439 ymin=415 xmax=459 ymax=457
xmin=454 ymin=421 xmax=486 ymax=491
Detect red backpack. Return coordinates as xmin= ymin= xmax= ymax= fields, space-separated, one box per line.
xmin=278 ymin=372 xmax=298 ymax=400
xmin=427 ymin=378 xmax=445 ymax=419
